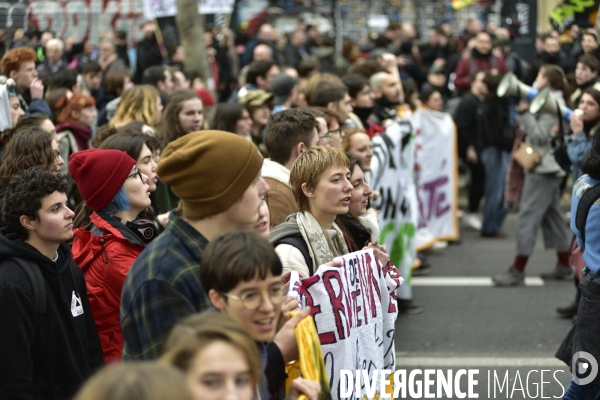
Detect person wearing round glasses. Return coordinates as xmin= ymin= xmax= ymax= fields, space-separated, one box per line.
xmin=200 ymin=230 xmax=320 ymax=400
xmin=69 ymin=148 xmax=153 ymax=362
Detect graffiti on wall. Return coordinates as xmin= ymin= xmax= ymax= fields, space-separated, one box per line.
xmin=0 ymin=0 xmax=146 ymax=46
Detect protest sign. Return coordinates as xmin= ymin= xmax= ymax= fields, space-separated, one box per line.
xmin=143 ymin=0 xmax=234 ymax=20
xmin=300 ymin=249 xmax=401 ymax=400
xmin=412 ymin=107 xmax=459 ymax=250
xmin=370 ymin=119 xmax=417 ymax=300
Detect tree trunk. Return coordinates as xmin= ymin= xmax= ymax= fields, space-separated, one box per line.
xmin=176 ymin=0 xmax=212 ymax=83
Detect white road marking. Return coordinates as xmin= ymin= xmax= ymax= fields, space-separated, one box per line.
xmin=395 ymin=356 xmax=564 ymax=367
xmin=411 ymin=276 xmax=545 ymax=287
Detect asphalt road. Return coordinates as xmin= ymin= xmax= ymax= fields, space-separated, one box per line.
xmin=393 ymin=212 xmax=578 ymax=400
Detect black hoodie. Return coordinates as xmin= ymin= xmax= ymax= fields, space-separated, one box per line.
xmin=0 ymin=228 xmax=103 ymax=399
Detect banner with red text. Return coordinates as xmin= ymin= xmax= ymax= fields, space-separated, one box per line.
xmin=299 ymin=249 xmax=401 ymax=400
xmin=412 ymin=107 xmax=459 ymax=250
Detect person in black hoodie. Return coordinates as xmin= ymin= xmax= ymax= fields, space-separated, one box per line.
xmin=0 ymin=167 xmax=103 ymax=399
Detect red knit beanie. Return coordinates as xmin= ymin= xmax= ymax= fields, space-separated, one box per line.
xmin=69 ymin=149 xmax=136 ymax=212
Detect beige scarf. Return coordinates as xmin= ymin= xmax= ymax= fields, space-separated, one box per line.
xmin=296 ymin=211 xmax=349 ymax=268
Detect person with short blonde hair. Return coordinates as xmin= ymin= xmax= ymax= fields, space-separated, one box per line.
xmin=271 ymin=146 xmax=352 ymax=278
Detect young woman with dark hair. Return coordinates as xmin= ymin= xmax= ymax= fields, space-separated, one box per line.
xmin=209 ymin=102 xmax=252 ymax=138
xmin=159 ymin=89 xmax=204 ymax=147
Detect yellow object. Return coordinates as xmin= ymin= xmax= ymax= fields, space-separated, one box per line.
xmin=285 ymin=310 xmax=332 ymax=400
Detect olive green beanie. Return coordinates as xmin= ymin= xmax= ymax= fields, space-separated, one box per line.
xmin=157 ymin=130 xmax=263 ymax=219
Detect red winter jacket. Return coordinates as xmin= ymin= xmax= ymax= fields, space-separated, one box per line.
xmin=72 ymin=212 xmax=145 ymax=362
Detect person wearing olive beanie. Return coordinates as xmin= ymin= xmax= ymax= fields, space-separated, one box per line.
xmin=121 ymin=130 xmax=269 ymax=361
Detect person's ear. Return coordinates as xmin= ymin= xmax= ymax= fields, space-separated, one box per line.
xmin=209 ymin=289 xmax=227 ymax=311
xmin=157 ymin=81 xmax=165 ymax=93
xmin=9 ymin=70 xmax=17 ymax=80
xmin=326 ymin=102 xmax=337 ymax=114
xmin=71 ymin=109 xmax=81 ymax=121
xmin=256 ymin=76 xmax=266 ymax=88
xmin=301 ymin=182 xmax=315 ymax=198
xmin=19 ymin=215 xmax=37 ymax=232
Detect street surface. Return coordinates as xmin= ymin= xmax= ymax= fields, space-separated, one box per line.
xmin=394 ymin=212 xmax=576 ymax=399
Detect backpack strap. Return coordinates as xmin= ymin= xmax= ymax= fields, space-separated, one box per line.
xmin=275 ymin=235 xmax=314 ymax=276
xmin=12 ymin=258 xmax=46 ymax=324
xmin=575 ymin=183 xmax=600 ymax=244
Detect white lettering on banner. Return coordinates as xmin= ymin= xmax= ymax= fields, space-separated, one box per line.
xmin=300 ymin=249 xmax=401 ymax=400
xmin=143 ymin=0 xmax=234 ymax=19
xmin=412 ymin=107 xmax=459 ymax=249
xmin=370 ymin=119 xmax=417 ymax=299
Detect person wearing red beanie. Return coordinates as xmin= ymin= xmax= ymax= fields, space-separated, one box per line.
xmin=69 ymin=148 xmax=153 ymax=362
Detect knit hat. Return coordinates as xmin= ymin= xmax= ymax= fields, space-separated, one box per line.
xmin=195 ymin=88 xmax=215 ymax=107
xmin=69 ymin=149 xmax=136 ymax=212
xmin=157 ymin=130 xmax=263 ymax=219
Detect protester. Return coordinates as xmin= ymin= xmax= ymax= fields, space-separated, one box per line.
xmin=571 ymin=55 xmax=600 ymax=108
xmin=270 ymin=146 xmax=352 ymax=278
xmin=0 ymin=113 xmax=54 ymax=157
xmin=307 ymin=81 xmax=353 ymax=129
xmin=262 ymin=108 xmax=319 ymax=228
xmin=209 ymin=102 xmax=253 ymax=138
xmin=239 ymin=89 xmax=273 ymax=156
xmin=110 ymin=85 xmax=162 ymax=129
xmin=55 ymin=94 xmax=97 ymax=178
xmin=271 ymin=73 xmax=298 ymax=113
xmin=159 ymin=89 xmax=204 ymax=146
xmin=0 ymin=127 xmax=63 ymax=226
xmin=453 ymin=31 xmax=509 ymax=92
xmin=199 ymin=231 xmax=321 ymax=400
xmin=567 ymin=88 xmax=600 ymax=182
xmin=493 ymin=65 xmax=572 ymax=286
xmin=120 ymin=130 xmax=269 ymax=359
xmin=454 ymin=71 xmax=488 ymax=231
xmin=343 ymin=129 xmax=373 ymax=172
xmin=0 ymin=167 xmax=103 ymax=398
xmin=96 ymin=69 xmax=133 ymax=125
xmin=73 ymin=362 xmax=193 ymax=400
xmin=162 ymin=312 xmax=260 ymax=400
xmin=556 ymin=131 xmax=600 ymax=398
xmin=70 ymin=148 xmax=152 ymax=362
xmin=0 ymin=47 xmax=53 ymax=117
xmin=341 ymin=73 xmax=374 ymax=129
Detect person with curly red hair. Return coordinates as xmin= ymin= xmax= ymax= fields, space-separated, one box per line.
xmin=0 ymin=47 xmax=52 ymax=118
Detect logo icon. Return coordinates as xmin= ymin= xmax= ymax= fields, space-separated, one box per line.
xmin=572 ymin=351 xmax=598 ymax=385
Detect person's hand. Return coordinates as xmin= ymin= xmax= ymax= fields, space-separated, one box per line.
xmin=466 ymin=146 xmax=478 ymax=164
xmin=433 ymin=58 xmax=446 ymax=67
xmin=570 ymin=111 xmax=584 ymax=134
xmin=273 ymin=307 xmax=310 ymax=362
xmin=157 ymin=212 xmax=170 ymax=228
xmin=367 ymin=243 xmax=390 ymax=266
xmin=326 ymin=259 xmax=343 ymax=268
xmin=490 ymin=68 xmax=499 ymax=76
xmin=286 ymin=378 xmax=321 ymax=400
xmin=277 ymin=295 xmax=300 ymax=330
xmin=397 ymin=55 xmax=411 ymax=67
xmin=516 ymin=99 xmax=529 ymax=113
xmin=30 ymin=78 xmax=44 ymax=99
xmin=492 ymin=47 xmax=503 ymax=59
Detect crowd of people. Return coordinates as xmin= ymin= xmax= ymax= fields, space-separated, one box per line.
xmin=0 ymin=13 xmax=600 ymax=399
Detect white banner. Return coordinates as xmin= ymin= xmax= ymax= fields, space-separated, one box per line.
xmin=298 ymin=250 xmax=401 ymax=400
xmin=412 ymin=107 xmax=459 ymax=249
xmin=143 ymin=0 xmax=234 ymax=20
xmin=370 ymin=119 xmax=418 ymax=300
